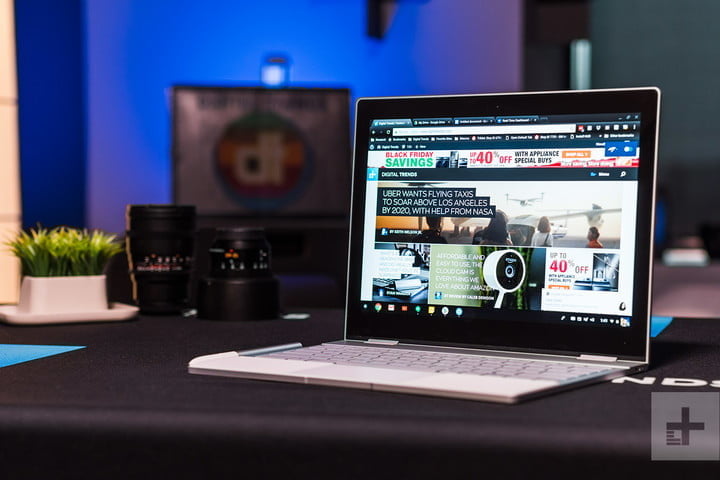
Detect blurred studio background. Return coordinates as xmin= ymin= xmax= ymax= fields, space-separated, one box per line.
xmin=2 ymin=0 xmax=719 ymax=308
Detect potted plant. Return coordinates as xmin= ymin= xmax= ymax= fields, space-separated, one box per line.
xmin=4 ymin=226 xmax=126 ymax=320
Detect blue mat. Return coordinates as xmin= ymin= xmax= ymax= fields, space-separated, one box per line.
xmin=0 ymin=344 xmax=85 ymax=368
xmin=650 ymin=316 xmax=673 ymax=338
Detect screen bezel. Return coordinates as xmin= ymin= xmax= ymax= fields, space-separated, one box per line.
xmin=345 ymin=88 xmax=660 ymax=362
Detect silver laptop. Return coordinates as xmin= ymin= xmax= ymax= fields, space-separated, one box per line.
xmin=189 ymin=88 xmax=661 ymax=403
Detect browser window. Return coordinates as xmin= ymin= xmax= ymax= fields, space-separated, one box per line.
xmin=359 ymin=113 xmax=641 ymax=329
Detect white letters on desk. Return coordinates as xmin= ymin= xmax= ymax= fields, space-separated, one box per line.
xmin=612 ymin=376 xmax=720 ymax=388
xmin=661 ymin=378 xmax=708 ymax=387
xmin=612 ymin=376 xmax=656 ymax=385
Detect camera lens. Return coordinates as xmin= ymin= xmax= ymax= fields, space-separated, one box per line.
xmin=505 ymin=264 xmax=516 ymax=278
xmin=197 ymin=228 xmax=280 ymax=321
xmin=208 ymin=228 xmax=273 ymax=278
xmin=126 ymin=205 xmax=196 ymax=314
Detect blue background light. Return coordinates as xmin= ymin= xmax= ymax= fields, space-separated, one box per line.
xmin=17 ymin=0 xmax=522 ymax=233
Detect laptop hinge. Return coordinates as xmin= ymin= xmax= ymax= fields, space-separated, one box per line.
xmin=578 ymin=354 xmax=618 ymax=362
xmin=366 ymin=338 xmax=399 ymax=346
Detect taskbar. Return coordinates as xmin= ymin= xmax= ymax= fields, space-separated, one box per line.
xmin=361 ymin=300 xmax=633 ymax=329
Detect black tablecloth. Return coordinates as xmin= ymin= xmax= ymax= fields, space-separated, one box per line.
xmin=0 ymin=311 xmax=719 ymax=479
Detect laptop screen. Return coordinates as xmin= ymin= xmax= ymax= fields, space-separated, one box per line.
xmin=346 ymin=89 xmax=660 ymax=361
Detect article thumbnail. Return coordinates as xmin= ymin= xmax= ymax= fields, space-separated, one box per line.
xmin=370 ymin=242 xmax=549 ymax=309
xmin=371 ymin=243 xmax=431 ymax=303
xmin=427 ymin=245 xmax=547 ymax=310
xmin=545 ymin=250 xmax=620 ymax=292
xmin=375 ymin=181 xmax=623 ymax=249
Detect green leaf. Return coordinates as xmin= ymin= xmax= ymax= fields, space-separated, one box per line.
xmin=4 ymin=226 xmax=123 ymax=277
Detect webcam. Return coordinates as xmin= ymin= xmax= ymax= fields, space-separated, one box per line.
xmin=482 ymin=249 xmax=526 ymax=308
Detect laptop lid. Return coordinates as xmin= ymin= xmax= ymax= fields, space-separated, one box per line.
xmin=345 ymin=88 xmax=660 ymax=363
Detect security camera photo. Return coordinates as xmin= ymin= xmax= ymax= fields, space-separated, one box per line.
xmin=371 ymin=243 xmax=546 ymax=311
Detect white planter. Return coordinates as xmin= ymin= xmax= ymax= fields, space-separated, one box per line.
xmin=17 ymin=275 xmax=108 ymax=314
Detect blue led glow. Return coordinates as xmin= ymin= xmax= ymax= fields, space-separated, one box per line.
xmin=79 ymin=0 xmax=522 ymax=232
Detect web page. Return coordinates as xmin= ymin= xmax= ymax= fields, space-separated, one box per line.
xmin=360 ymin=113 xmax=641 ymax=329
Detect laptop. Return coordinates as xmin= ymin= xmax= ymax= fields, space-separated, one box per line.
xmin=189 ymin=88 xmax=661 ymax=403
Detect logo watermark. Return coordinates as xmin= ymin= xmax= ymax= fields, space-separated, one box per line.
xmin=651 ymin=392 xmax=720 ymax=460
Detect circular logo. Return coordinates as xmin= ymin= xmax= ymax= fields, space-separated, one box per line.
xmin=215 ymin=111 xmax=312 ymax=210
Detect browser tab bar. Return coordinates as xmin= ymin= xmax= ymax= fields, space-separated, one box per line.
xmin=393 ymin=124 xmax=576 ymax=137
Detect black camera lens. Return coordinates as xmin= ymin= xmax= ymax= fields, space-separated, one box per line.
xmin=208 ymin=228 xmax=273 ymax=278
xmin=126 ymin=205 xmax=196 ymax=314
xmin=197 ymin=228 xmax=280 ymax=321
xmin=505 ymin=265 xmax=516 ymax=278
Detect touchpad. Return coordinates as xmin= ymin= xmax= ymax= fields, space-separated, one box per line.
xmin=301 ymin=364 xmax=431 ymax=388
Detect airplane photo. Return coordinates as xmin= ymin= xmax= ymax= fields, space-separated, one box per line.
xmin=374 ymin=180 xmax=624 ymax=249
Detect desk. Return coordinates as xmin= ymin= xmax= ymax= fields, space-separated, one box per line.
xmin=0 ymin=311 xmax=718 ymax=479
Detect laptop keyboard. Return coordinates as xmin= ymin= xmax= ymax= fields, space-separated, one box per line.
xmin=263 ymin=343 xmax=618 ymax=383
